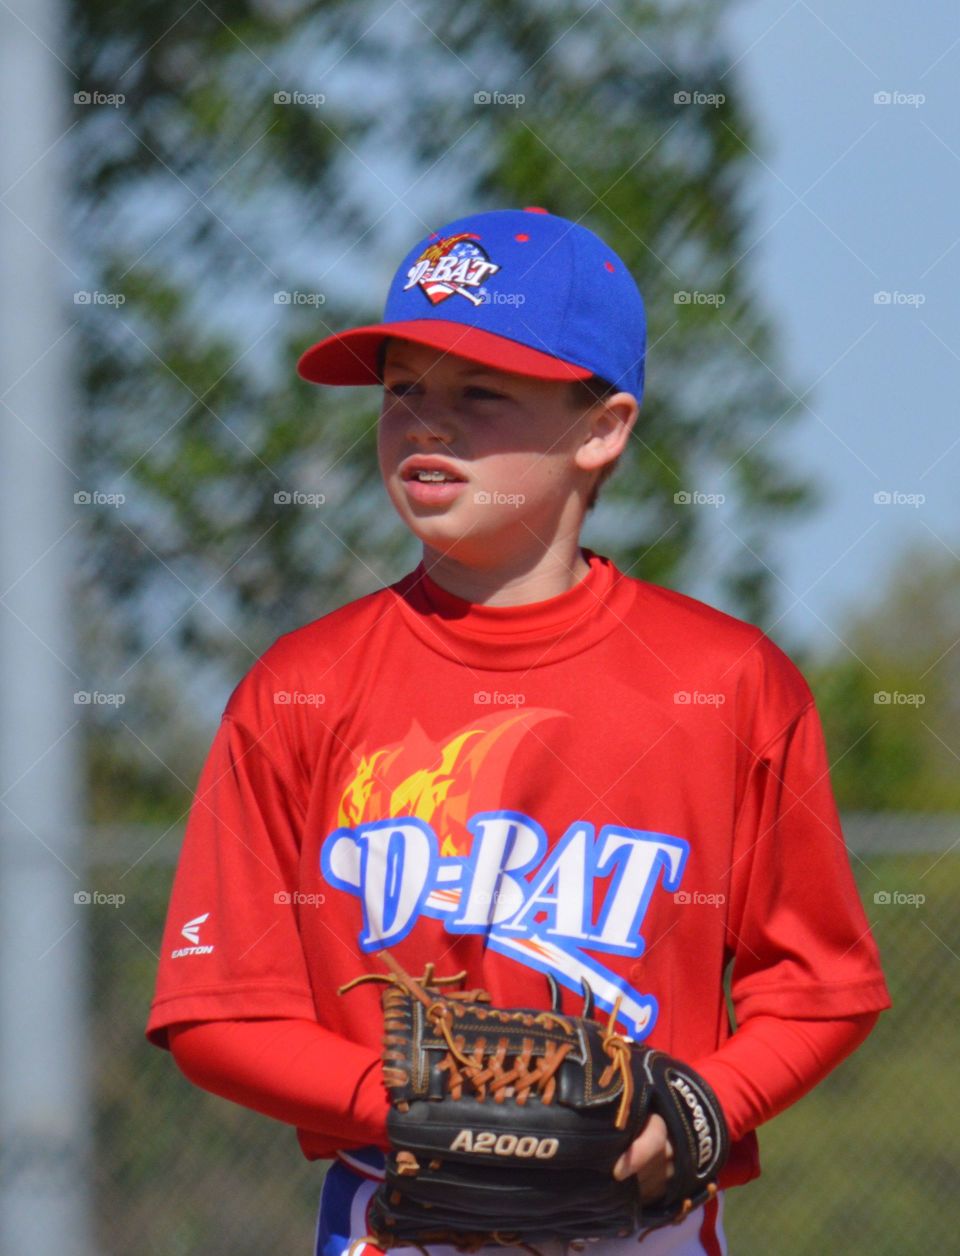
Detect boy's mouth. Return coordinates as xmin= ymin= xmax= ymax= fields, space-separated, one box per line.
xmin=399 ymin=457 xmax=467 ymax=484
xmin=399 ymin=457 xmax=468 ymax=504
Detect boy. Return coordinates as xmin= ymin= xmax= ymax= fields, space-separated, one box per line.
xmin=147 ymin=208 xmax=891 ymax=1255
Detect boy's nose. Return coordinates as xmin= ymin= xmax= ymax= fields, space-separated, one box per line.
xmin=403 ymin=405 xmax=458 ymax=446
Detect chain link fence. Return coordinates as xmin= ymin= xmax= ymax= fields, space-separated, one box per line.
xmin=90 ymin=815 xmax=958 ymax=1255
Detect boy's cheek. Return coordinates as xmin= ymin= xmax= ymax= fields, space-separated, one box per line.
xmin=376 ymin=426 xmax=400 ymax=476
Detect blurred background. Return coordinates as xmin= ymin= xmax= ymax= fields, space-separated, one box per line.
xmin=0 ymin=0 xmax=957 ymax=1252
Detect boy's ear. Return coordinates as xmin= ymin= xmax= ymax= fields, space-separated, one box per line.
xmin=574 ymin=393 xmax=639 ymax=474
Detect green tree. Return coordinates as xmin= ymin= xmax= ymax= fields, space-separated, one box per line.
xmin=67 ymin=0 xmax=814 ymax=821
xmin=808 ymin=544 xmax=960 ymax=811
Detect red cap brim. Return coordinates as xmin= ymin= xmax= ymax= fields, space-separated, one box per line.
xmin=296 ymin=319 xmax=594 ymax=386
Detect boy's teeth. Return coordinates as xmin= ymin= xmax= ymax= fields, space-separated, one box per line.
xmin=415 ymin=470 xmax=453 ymax=482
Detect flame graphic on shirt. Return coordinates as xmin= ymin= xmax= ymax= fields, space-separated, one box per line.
xmin=336 ymin=710 xmax=558 ymax=856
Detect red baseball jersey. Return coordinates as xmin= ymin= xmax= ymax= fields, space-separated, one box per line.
xmin=146 ymin=550 xmax=890 ymax=1184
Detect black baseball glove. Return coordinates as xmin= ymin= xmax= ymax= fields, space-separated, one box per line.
xmin=340 ymin=956 xmax=728 ymax=1249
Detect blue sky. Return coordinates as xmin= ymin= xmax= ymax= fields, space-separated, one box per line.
xmin=717 ymin=1 xmax=959 ymax=648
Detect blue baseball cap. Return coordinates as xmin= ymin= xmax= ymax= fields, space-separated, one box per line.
xmin=297 ymin=208 xmax=646 ymax=400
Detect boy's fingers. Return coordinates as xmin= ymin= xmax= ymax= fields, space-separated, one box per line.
xmin=612 ymin=1114 xmax=670 ymax=1181
xmin=639 ymin=1157 xmax=674 ymax=1203
xmin=612 ymin=1126 xmax=650 ymax=1180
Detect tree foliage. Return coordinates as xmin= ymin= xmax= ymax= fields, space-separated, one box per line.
xmin=808 ymin=544 xmax=960 ymax=811
xmin=67 ymin=0 xmax=815 ymax=817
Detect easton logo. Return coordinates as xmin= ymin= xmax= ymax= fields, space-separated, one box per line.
xmin=171 ymin=912 xmax=214 ymax=959
xmin=449 ymin=1130 xmax=559 ymax=1159
xmin=404 ymin=233 xmax=500 ymax=307
xmin=181 ymin=912 xmax=209 ymax=944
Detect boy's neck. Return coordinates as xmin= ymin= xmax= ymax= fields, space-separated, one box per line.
xmin=421 ymin=540 xmax=591 ymax=607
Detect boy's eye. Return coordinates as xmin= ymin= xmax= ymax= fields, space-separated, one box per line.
xmin=384 ymin=382 xmax=506 ymax=401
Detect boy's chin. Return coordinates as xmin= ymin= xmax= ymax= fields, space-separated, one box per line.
xmin=400 ymin=512 xmax=517 ymax=560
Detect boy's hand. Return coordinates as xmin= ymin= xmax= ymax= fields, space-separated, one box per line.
xmin=610 ymin=1050 xmax=729 ymax=1230
xmin=613 ymin=1114 xmax=674 ymax=1202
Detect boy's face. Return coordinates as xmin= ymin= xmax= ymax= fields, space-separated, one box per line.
xmin=377 ymin=340 xmax=602 ymax=564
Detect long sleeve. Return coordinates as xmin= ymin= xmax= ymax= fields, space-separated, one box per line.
xmin=146 ymin=711 xmax=318 ymax=1046
xmin=168 ymin=1018 xmax=390 ymax=1151
xmin=693 ymin=1011 xmax=879 ymax=1143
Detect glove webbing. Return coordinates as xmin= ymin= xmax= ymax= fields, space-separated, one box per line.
xmin=339 ymin=954 xmax=635 ymax=1128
